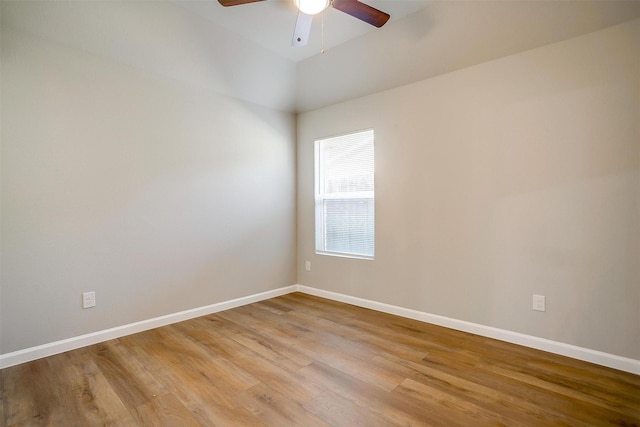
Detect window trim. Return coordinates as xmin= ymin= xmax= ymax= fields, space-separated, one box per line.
xmin=314 ymin=129 xmax=375 ymax=260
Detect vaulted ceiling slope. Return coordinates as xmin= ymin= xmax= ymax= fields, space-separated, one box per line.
xmin=296 ymin=0 xmax=640 ymax=112
xmin=3 ymin=1 xmax=640 ymax=113
xmin=1 ymin=1 xmax=297 ymax=112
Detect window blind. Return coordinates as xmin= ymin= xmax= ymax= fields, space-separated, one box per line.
xmin=315 ymin=129 xmax=374 ymax=258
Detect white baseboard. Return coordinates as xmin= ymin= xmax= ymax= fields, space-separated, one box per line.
xmin=2 ymin=283 xmax=638 ymax=375
xmin=296 ymin=285 xmax=640 ymax=375
xmin=0 ymin=285 xmax=297 ymax=369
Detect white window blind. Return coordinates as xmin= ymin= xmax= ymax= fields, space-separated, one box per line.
xmin=315 ymin=129 xmax=374 ymax=258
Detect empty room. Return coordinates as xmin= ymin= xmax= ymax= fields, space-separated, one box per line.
xmin=1 ymin=0 xmax=639 ymax=425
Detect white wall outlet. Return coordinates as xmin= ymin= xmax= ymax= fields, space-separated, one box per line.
xmin=533 ymin=294 xmax=546 ymax=312
xmin=305 ymin=261 xmax=311 ymax=271
xmin=82 ymin=291 xmax=96 ymax=309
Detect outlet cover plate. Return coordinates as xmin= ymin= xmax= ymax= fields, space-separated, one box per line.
xmin=533 ymin=294 xmax=545 ymax=312
xmin=83 ymin=291 xmax=96 ymax=309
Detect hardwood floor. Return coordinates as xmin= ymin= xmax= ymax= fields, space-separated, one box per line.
xmin=1 ymin=292 xmax=639 ymax=426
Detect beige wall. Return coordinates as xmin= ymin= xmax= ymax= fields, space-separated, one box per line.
xmin=1 ymin=29 xmax=296 ymax=353
xmin=297 ymin=20 xmax=640 ymax=359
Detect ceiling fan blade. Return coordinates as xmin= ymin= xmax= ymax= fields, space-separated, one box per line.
xmin=218 ymin=0 xmax=265 ymax=6
xmin=331 ymin=0 xmax=390 ymax=28
xmin=292 ymin=12 xmax=313 ymax=47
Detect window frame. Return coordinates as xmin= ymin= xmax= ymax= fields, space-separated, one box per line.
xmin=314 ymin=129 xmax=375 ymax=260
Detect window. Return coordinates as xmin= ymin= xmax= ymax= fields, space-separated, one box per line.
xmin=315 ymin=129 xmax=375 ymax=259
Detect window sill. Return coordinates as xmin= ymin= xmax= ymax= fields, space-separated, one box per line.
xmin=315 ymin=251 xmax=374 ymax=261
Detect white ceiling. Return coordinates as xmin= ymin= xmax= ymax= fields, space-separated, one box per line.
xmin=177 ymin=0 xmax=431 ymax=62
xmin=3 ymin=1 xmax=640 ymax=112
xmin=295 ymin=0 xmax=640 ymax=111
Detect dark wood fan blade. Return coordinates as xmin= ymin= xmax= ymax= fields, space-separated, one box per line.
xmin=331 ymin=0 xmax=390 ymax=27
xmin=218 ymin=0 xmax=265 ymax=6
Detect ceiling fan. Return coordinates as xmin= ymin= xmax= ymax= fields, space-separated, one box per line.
xmin=218 ymin=0 xmax=390 ymax=47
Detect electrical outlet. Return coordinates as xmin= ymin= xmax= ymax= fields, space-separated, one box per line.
xmin=83 ymin=291 xmax=96 ymax=309
xmin=305 ymin=261 xmax=311 ymax=271
xmin=533 ymin=294 xmax=545 ymax=312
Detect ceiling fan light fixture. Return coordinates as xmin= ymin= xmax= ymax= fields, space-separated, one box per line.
xmin=295 ymin=0 xmax=330 ymax=15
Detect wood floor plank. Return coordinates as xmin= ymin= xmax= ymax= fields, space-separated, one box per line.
xmin=284 ymin=307 xmax=430 ymax=363
xmin=133 ymin=393 xmax=203 ymax=427
xmin=278 ymin=293 xmax=472 ymax=358
xmin=88 ymin=342 xmax=151 ymax=409
xmin=298 ymin=361 xmax=475 ymax=427
xmin=3 ymin=357 xmax=68 ymax=426
xmin=236 ymin=382 xmax=331 ymax=427
xmin=129 ymin=334 xmax=266 ymax=426
xmin=2 ymin=292 xmax=639 ymax=426
xmin=396 ymin=378 xmax=516 ymax=426
xmin=229 ymin=331 xmax=314 ymax=369
xmin=0 ymin=374 xmax=4 ymax=426
xmin=153 ymin=324 xmax=260 ymax=395
xmin=304 ymin=390 xmax=397 ymax=427
xmin=197 ymin=333 xmax=323 ymax=405
xmin=220 ymin=305 xmax=407 ymax=392
xmin=157 ymin=319 xmax=326 ymax=419
xmin=480 ymin=361 xmax=640 ymax=421
xmin=379 ymin=349 xmax=629 ymax=426
xmin=63 ymin=358 xmax=138 ymax=426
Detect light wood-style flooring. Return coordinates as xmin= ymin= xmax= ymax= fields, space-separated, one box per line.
xmin=1 ymin=292 xmax=639 ymax=426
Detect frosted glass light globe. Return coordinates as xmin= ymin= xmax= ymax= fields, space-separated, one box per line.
xmin=295 ymin=0 xmax=330 ymax=15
